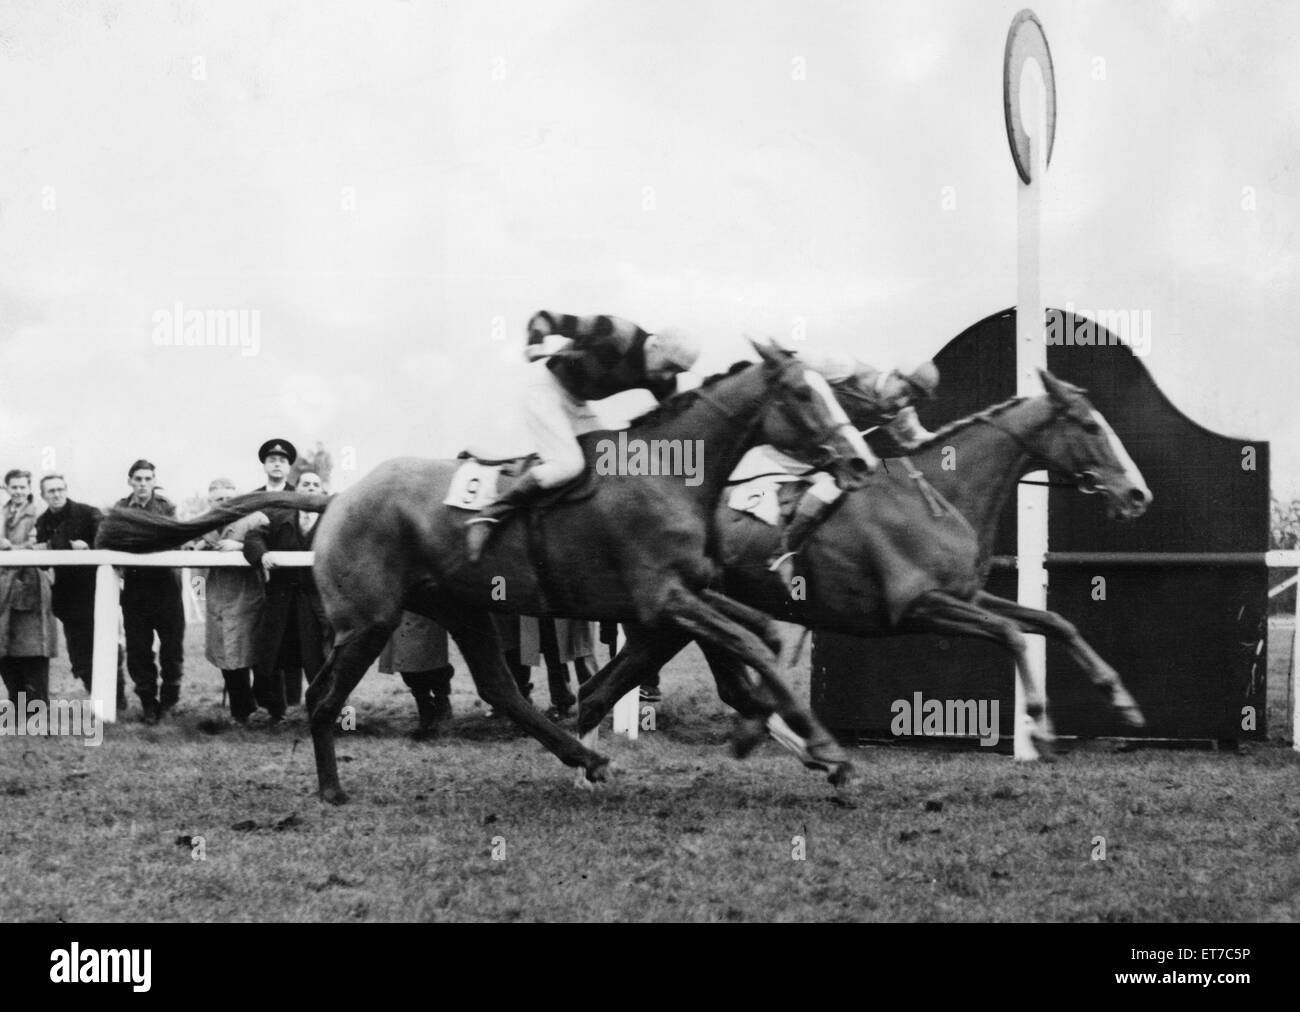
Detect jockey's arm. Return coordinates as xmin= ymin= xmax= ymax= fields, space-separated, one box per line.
xmin=884 ymin=405 xmax=935 ymax=450
xmin=525 ymin=312 xmax=575 ymax=361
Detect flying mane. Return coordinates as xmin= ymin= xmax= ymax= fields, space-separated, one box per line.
xmin=907 ymin=396 xmax=1028 ymax=452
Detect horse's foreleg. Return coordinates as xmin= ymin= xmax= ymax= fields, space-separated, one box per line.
xmin=576 ymin=626 xmax=689 ymax=737
xmin=698 ymin=589 xmax=785 ymax=658
xmin=663 ymin=587 xmax=852 ymax=784
xmin=696 ymin=590 xmax=847 ymax=777
xmin=901 ymin=591 xmax=1053 ymax=755
xmin=971 ymin=591 xmax=1146 ymax=728
xmin=309 ymin=625 xmax=393 ymax=805
xmin=434 ymin=604 xmax=611 ymax=782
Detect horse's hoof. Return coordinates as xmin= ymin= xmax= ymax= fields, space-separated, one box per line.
xmin=827 ymin=761 xmax=855 ymax=788
xmin=1116 ymin=701 xmax=1146 ymax=728
xmin=319 ymin=786 xmax=349 ymax=806
xmin=584 ymin=756 xmax=613 ymax=784
xmin=1031 ymin=735 xmax=1058 ymax=763
xmin=806 ymin=738 xmax=850 ymax=772
xmin=731 ymin=717 xmax=767 ymax=759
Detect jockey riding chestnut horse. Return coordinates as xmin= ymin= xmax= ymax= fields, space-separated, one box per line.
xmin=746 ymin=351 xmax=941 ymax=584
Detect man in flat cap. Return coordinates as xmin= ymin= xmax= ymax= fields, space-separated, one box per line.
xmin=256 ymin=439 xmax=298 ymax=493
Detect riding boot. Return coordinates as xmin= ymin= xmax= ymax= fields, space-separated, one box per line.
xmin=770 ymin=493 xmax=837 ymax=588
xmin=465 ymin=472 xmax=548 ymax=563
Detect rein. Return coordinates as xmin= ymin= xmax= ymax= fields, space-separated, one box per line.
xmin=975 ymin=413 xmax=1095 ymax=491
xmin=694 ymin=362 xmax=852 ymax=478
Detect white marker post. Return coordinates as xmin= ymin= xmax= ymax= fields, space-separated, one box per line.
xmin=90 ymin=564 xmax=121 ymax=724
xmin=611 ymin=624 xmax=640 ymax=739
xmin=1004 ymin=10 xmax=1057 ymax=760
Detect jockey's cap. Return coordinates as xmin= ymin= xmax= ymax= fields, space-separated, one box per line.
xmin=898 ymin=361 xmax=940 ymax=400
xmin=647 ymin=327 xmax=701 ymax=371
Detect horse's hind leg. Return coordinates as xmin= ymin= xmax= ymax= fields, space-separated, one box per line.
xmin=699 ymin=589 xmax=785 ymax=658
xmin=309 ymin=624 xmax=393 ymax=805
xmin=971 ymin=591 xmax=1146 ymax=728
xmin=901 ymin=591 xmax=1053 ymax=756
xmin=576 ymin=626 xmax=690 ymax=737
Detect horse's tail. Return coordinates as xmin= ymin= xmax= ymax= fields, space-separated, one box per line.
xmin=95 ymin=492 xmax=333 ymax=553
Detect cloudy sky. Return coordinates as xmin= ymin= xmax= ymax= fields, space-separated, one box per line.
xmin=1 ymin=0 xmax=1297 ymax=508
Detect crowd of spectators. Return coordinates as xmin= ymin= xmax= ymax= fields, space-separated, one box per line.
xmin=0 ymin=440 xmax=620 ymax=733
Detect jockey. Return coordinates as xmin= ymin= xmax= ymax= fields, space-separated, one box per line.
xmin=767 ymin=354 xmax=940 ymax=585
xmin=465 ymin=311 xmax=702 ymax=561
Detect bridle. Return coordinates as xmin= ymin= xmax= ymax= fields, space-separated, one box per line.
xmin=693 ymin=361 xmax=861 ymax=473
xmin=976 ymin=411 xmax=1105 ymax=494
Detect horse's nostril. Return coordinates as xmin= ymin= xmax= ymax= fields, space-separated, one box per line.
xmin=850 ymin=458 xmax=870 ymax=476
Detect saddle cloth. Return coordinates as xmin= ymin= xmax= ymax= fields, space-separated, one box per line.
xmin=448 ymin=443 xmax=821 ymax=519
xmin=445 ymin=449 xmax=595 ymax=511
xmin=448 ymin=444 xmax=814 ymax=520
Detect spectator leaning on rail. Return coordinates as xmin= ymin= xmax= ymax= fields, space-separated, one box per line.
xmin=115 ymin=459 xmax=186 ymax=724
xmin=0 ymin=469 xmax=59 ymax=710
xmin=188 ymin=478 xmax=267 ymax=725
xmin=34 ymin=473 xmax=127 ymax=712
xmin=464 ymin=311 xmax=701 ymax=561
xmin=242 ymin=465 xmax=328 ymax=722
xmin=285 ymin=470 xmax=328 ymax=706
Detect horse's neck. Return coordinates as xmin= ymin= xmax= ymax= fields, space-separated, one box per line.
xmin=628 ymin=370 xmax=768 ymax=508
xmin=909 ymin=404 xmax=1045 ymax=556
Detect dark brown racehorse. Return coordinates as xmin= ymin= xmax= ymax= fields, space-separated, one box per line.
xmin=574 ymin=369 xmax=1151 ymax=759
xmin=96 ymin=344 xmax=874 ymax=802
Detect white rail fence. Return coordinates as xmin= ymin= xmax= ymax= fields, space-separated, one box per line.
xmin=1 ymin=550 xmax=309 ymax=723
xmin=0 ymin=550 xmax=643 ymax=735
xmin=0 ymin=550 xmax=1296 ymax=747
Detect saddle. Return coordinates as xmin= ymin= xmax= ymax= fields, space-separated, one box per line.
xmin=446 ymin=448 xmax=599 ymax=511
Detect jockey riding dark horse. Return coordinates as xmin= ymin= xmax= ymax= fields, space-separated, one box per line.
xmin=464 ymin=311 xmax=702 ymax=562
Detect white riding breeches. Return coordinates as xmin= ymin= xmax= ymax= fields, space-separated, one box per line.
xmin=524 ymin=361 xmax=601 ymax=488
xmin=806 ymin=469 xmax=842 ymax=505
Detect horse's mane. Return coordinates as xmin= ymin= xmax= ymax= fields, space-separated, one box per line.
xmin=628 ymin=360 xmax=755 ymax=427
xmin=907 ymin=395 xmax=1027 ymax=452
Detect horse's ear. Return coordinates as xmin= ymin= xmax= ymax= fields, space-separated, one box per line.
xmin=1039 ymin=367 xmax=1069 ymax=403
xmin=1039 ymin=367 xmax=1086 ymax=402
xmin=749 ymin=337 xmax=783 ymax=368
